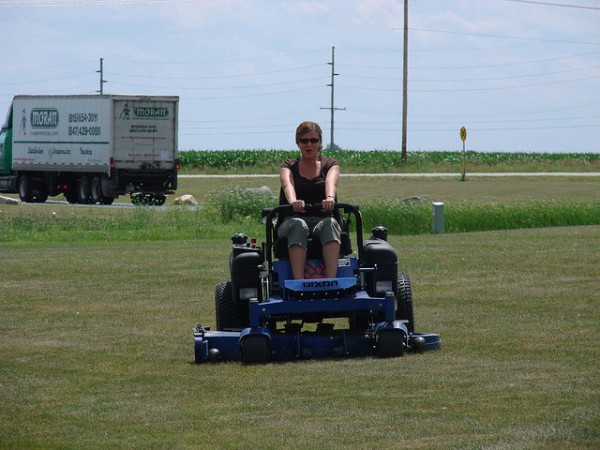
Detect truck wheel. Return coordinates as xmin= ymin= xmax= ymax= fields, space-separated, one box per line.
xmin=100 ymin=196 xmax=115 ymax=205
xmin=90 ymin=176 xmax=103 ymax=204
xmin=396 ymin=272 xmax=415 ymax=333
xmin=65 ymin=189 xmax=78 ymax=204
xmin=131 ymin=192 xmax=142 ymax=205
xmin=29 ymin=178 xmax=49 ymax=203
xmin=215 ymin=281 xmax=249 ymax=330
xmin=76 ymin=176 xmax=91 ymax=204
xmin=33 ymin=190 xmax=49 ymax=203
xmin=153 ymin=194 xmax=166 ymax=206
xmin=18 ymin=176 xmax=33 ymax=203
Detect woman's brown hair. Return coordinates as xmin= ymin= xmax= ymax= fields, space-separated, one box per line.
xmin=295 ymin=121 xmax=323 ymax=148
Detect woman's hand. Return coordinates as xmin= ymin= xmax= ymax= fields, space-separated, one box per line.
xmin=291 ymin=199 xmax=305 ymax=213
xmin=321 ymin=197 xmax=335 ymax=212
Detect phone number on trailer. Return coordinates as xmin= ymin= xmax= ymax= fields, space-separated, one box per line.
xmin=68 ymin=126 xmax=102 ymax=136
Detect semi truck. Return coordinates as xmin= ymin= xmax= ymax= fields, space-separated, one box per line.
xmin=0 ymin=95 xmax=179 ymax=205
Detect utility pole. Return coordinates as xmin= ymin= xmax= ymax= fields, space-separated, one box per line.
xmin=401 ymin=0 xmax=408 ymax=163
xmin=321 ymin=46 xmax=345 ymax=150
xmin=96 ymin=57 xmax=107 ymax=94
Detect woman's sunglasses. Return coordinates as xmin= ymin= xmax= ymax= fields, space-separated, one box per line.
xmin=299 ymin=138 xmax=320 ymax=144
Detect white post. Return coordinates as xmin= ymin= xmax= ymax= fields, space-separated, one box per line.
xmin=432 ymin=202 xmax=445 ymax=234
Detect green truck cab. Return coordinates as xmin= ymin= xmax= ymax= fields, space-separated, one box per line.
xmin=0 ymin=105 xmax=14 ymax=183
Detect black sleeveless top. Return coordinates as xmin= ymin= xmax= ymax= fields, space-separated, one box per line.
xmin=279 ymin=157 xmax=339 ymax=218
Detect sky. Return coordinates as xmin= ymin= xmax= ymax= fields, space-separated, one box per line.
xmin=0 ymin=0 xmax=599 ymax=153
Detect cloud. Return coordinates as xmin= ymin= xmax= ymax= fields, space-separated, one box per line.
xmin=354 ymin=0 xmax=404 ymax=28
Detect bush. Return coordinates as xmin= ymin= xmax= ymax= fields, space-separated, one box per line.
xmin=206 ymin=186 xmax=277 ymax=223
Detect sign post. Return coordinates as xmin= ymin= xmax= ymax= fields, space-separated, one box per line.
xmin=460 ymin=126 xmax=467 ymax=181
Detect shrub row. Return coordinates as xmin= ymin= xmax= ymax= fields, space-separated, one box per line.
xmin=2 ymin=190 xmax=598 ymax=242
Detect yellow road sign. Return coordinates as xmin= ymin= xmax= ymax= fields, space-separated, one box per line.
xmin=460 ymin=126 xmax=467 ymax=142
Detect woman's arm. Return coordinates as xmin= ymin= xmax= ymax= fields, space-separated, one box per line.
xmin=280 ymin=167 xmax=296 ymax=203
xmin=280 ymin=166 xmax=305 ymax=212
xmin=322 ymin=164 xmax=340 ymax=212
xmin=324 ymin=164 xmax=340 ymax=199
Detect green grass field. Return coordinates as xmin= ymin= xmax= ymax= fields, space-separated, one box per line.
xmin=1 ymin=159 xmax=599 ymax=448
xmin=1 ymin=226 xmax=598 ymax=448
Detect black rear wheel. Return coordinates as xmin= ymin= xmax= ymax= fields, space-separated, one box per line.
xmin=396 ymin=272 xmax=415 ymax=333
xmin=215 ymin=281 xmax=249 ymax=330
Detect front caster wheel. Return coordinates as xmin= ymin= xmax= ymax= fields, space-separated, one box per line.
xmin=377 ymin=330 xmax=406 ymax=358
xmin=241 ymin=335 xmax=271 ymax=365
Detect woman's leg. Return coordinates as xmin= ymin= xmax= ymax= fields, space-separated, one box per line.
xmin=312 ymin=216 xmax=342 ymax=278
xmin=322 ymin=240 xmax=341 ymax=278
xmin=288 ymin=244 xmax=308 ymax=280
xmin=278 ymin=217 xmax=309 ymax=279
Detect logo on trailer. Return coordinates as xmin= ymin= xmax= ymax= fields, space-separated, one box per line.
xmin=30 ymin=108 xmax=59 ymax=128
xmin=134 ymin=107 xmax=169 ymax=118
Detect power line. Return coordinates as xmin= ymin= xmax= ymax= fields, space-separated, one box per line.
xmin=0 ymin=0 xmax=196 ymax=6
xmin=344 ymin=63 xmax=600 ymax=83
xmin=109 ymin=50 xmax=327 ymax=66
xmin=109 ymin=76 xmax=329 ymax=90
xmin=339 ymin=50 xmax=600 ymax=72
xmin=336 ymin=123 xmax=599 ymax=132
xmin=0 ymin=83 xmax=98 ymax=96
xmin=504 ymin=0 xmax=600 ymax=11
xmin=169 ymin=85 xmax=326 ymax=101
xmin=340 ymin=73 xmax=600 ymax=93
xmin=408 ymin=27 xmax=600 ymax=45
xmin=109 ymin=64 xmax=326 ymax=81
xmin=0 ymin=72 xmax=95 ymax=86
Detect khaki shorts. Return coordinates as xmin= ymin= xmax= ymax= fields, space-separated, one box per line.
xmin=277 ymin=215 xmax=341 ymax=250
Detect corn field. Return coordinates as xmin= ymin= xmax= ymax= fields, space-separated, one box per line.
xmin=178 ymin=149 xmax=600 ymax=173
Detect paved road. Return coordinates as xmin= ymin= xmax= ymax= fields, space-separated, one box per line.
xmin=180 ymin=172 xmax=600 ymax=178
xmin=0 ymin=198 xmax=203 ymax=210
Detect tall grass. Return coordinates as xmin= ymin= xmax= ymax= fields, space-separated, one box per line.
xmin=205 ymin=185 xmax=277 ymax=222
xmin=2 ymin=188 xmax=598 ymax=242
xmin=360 ymin=200 xmax=600 ymax=235
xmin=0 ymin=207 xmax=257 ymax=243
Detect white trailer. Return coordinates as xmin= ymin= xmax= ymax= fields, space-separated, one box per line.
xmin=0 ymin=94 xmax=179 ymax=204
